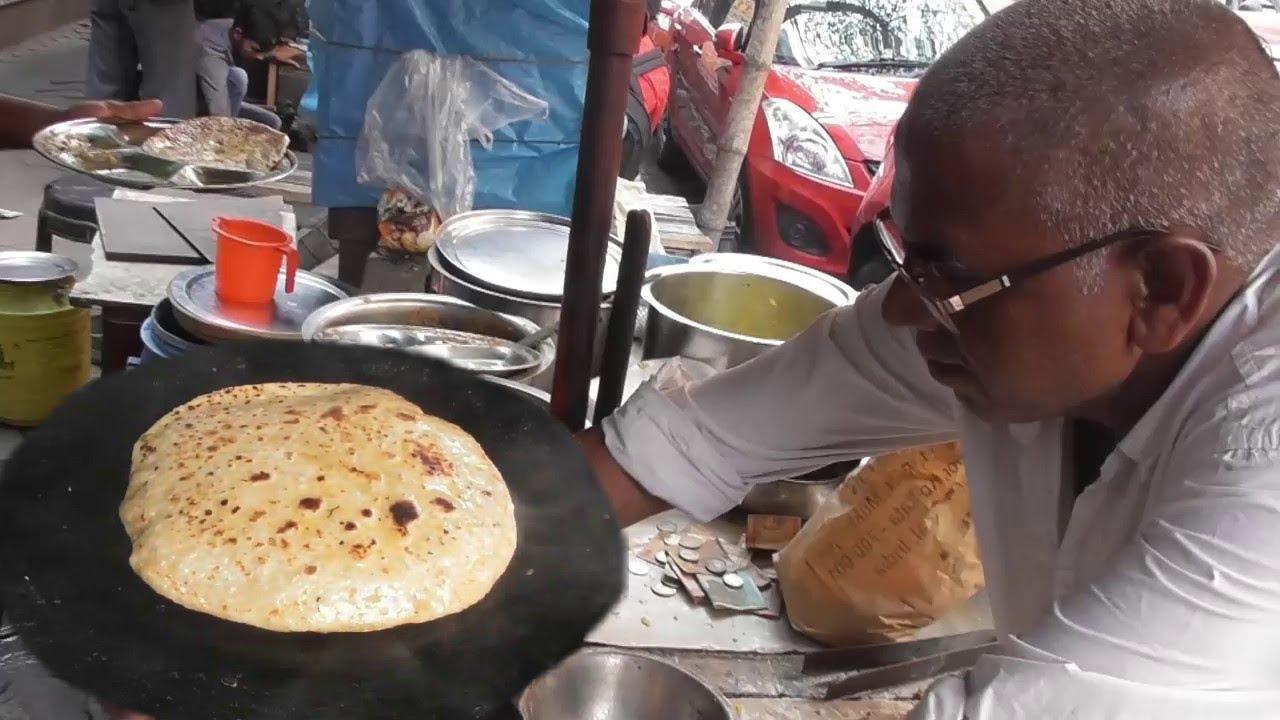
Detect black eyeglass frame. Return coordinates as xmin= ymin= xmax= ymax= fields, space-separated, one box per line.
xmin=872 ymin=216 xmax=1211 ymax=332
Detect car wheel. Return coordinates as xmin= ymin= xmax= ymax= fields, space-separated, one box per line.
xmin=728 ymin=175 xmax=754 ymax=253
xmin=655 ymin=112 xmax=693 ymax=176
xmin=850 ymin=255 xmax=893 ymax=290
xmin=847 ymin=223 xmax=892 ymax=289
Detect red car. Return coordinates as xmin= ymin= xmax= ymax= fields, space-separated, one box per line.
xmin=658 ymin=1 xmax=986 ymax=275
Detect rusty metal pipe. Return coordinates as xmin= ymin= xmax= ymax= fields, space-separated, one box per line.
xmin=550 ymin=0 xmax=648 ymax=430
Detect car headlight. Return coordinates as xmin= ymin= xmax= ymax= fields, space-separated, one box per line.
xmin=762 ymin=98 xmax=853 ymax=188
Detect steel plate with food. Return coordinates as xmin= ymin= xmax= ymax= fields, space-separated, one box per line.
xmin=0 ymin=342 xmax=622 ymax=720
xmin=32 ymin=117 xmax=297 ymax=191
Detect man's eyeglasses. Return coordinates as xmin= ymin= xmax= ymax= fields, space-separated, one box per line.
xmin=873 ymin=215 xmax=1209 ymax=333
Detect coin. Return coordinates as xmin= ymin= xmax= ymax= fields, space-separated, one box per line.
xmin=678 ymin=548 xmax=700 ymax=563
xmin=656 ymin=520 xmax=679 ymax=534
xmin=661 ymin=571 xmax=681 ymax=588
xmin=678 ymin=536 xmax=704 ymax=550
xmin=663 ymin=534 xmax=681 ymax=546
xmin=651 ymin=581 xmax=678 ymax=597
xmin=705 ymin=558 xmax=728 ymax=575
xmin=628 ymin=558 xmax=652 ymax=577
xmin=656 ymin=550 xmax=669 ymax=565
xmin=722 ymin=572 xmax=745 ymax=589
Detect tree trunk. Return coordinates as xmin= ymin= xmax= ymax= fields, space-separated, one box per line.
xmin=695 ymin=0 xmax=787 ymax=245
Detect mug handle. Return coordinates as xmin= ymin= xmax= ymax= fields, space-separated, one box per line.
xmin=279 ymin=245 xmax=299 ymax=293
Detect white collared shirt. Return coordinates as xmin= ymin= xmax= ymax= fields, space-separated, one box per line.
xmin=602 ymin=247 xmax=1280 ymax=718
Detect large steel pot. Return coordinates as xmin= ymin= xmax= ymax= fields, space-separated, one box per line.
xmin=641 ymin=262 xmax=856 ymax=371
xmin=689 ymin=252 xmax=858 ymax=305
xmin=301 ymin=293 xmax=554 ymax=384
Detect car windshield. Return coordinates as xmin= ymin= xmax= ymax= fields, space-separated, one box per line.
xmin=771 ymin=0 xmax=984 ymax=70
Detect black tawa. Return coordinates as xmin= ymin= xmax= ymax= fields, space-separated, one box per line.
xmin=0 ymin=342 xmax=624 ymax=720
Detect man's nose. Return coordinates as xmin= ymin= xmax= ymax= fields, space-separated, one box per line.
xmin=881 ymin=275 xmax=942 ymax=330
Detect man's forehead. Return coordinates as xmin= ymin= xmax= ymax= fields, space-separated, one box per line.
xmin=890 ymin=130 xmax=1025 ymax=242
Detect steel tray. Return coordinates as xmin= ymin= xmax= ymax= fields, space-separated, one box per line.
xmin=33 ymin=117 xmax=297 ymax=191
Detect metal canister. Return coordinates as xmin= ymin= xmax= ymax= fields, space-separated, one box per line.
xmin=0 ymin=252 xmax=91 ymax=427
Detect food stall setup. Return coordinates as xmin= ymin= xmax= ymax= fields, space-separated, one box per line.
xmin=0 ymin=1 xmax=993 ymax=718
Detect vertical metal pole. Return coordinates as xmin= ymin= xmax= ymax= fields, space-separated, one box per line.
xmin=550 ymin=0 xmax=647 ymax=430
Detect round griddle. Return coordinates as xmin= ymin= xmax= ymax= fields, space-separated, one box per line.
xmin=0 ymin=342 xmax=624 ymax=720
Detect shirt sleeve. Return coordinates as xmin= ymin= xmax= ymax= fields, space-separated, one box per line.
xmin=910 ymin=419 xmax=1280 ymax=719
xmin=601 ymin=281 xmax=959 ymax=521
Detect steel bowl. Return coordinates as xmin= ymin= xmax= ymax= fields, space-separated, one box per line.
xmin=482 ymin=375 xmax=552 ymax=406
xmin=428 ymin=246 xmax=613 ymax=377
xmin=301 ymin=293 xmax=553 ymax=383
xmin=741 ymin=478 xmax=842 ymax=520
xmin=689 ymin=252 xmax=858 ymax=306
xmin=519 ymin=649 xmax=731 ymax=720
xmin=641 ymin=263 xmax=856 ymax=371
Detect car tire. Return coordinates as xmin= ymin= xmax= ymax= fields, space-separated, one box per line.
xmin=620 ymin=94 xmax=649 ymax=181
xmin=728 ymin=175 xmax=754 ymax=253
xmin=655 ymin=112 xmax=693 ymax=177
xmin=847 ymin=223 xmax=892 ymax=289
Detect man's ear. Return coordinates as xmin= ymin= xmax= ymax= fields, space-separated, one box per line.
xmin=1126 ymin=231 xmax=1217 ymax=353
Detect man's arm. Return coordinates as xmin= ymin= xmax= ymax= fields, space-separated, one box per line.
xmin=0 ymin=95 xmax=162 ymax=150
xmin=911 ymin=426 xmax=1280 ymax=718
xmin=576 ymin=428 xmax=669 ymax=527
xmin=594 ymin=281 xmax=959 ymax=524
xmin=0 ymin=96 xmax=66 ymax=149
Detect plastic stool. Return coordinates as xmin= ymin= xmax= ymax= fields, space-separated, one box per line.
xmin=34 ymin=175 xmax=115 ymax=252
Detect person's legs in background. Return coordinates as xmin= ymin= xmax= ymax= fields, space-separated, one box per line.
xmin=85 ymin=0 xmax=139 ymax=102
xmin=225 ymin=66 xmax=282 ymax=130
xmin=225 ymin=65 xmax=248 ymax=117
xmin=123 ymin=0 xmax=199 ymax=118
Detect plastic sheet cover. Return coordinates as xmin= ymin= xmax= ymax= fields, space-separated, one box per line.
xmin=307 ymin=0 xmax=589 ymax=215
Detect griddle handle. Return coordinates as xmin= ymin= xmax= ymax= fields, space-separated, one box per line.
xmin=593 ymin=210 xmax=652 ymax=426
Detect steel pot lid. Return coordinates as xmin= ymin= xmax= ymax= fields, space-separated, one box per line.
xmin=167 ymin=266 xmax=348 ymax=342
xmin=436 ymin=210 xmax=621 ymax=302
xmin=0 ymin=251 xmax=78 ymax=286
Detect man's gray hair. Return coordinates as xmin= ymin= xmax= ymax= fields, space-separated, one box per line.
xmin=897 ymin=0 xmax=1280 ymax=289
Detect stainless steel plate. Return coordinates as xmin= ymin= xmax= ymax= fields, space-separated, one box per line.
xmin=435 ymin=210 xmax=621 ymax=302
xmin=167 ymin=266 xmax=347 ymax=342
xmin=0 ymin=251 xmax=78 ymax=286
xmin=33 ymin=118 xmax=297 ymax=191
xmin=310 ymin=323 xmax=542 ymax=376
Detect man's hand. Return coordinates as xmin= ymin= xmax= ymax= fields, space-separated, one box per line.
xmin=268 ymin=44 xmax=305 ymax=68
xmin=60 ymin=99 xmax=164 ymax=125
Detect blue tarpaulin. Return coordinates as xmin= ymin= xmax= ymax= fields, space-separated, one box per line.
xmin=305 ymin=1 xmax=590 ymax=215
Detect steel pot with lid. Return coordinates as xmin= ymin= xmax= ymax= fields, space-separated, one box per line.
xmin=433 ymin=209 xmax=623 ymax=302
xmin=167 ymin=266 xmax=349 ymax=343
xmin=0 ymin=251 xmax=92 ymax=426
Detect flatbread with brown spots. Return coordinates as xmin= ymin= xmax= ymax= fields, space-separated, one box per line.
xmin=119 ymin=382 xmax=516 ymax=633
xmin=141 ymin=116 xmax=289 ymax=173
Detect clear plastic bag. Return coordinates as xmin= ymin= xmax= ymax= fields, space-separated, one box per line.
xmin=357 ymin=51 xmax=550 ymax=251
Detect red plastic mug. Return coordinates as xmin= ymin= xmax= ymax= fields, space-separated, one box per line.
xmin=213 ymin=217 xmax=298 ymax=304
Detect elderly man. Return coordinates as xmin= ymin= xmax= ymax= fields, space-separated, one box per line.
xmin=582 ymin=0 xmax=1280 ymax=716
xmin=96 ymin=0 xmax=1280 ymax=718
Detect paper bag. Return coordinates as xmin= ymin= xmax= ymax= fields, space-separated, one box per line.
xmin=776 ymin=442 xmax=984 ymax=646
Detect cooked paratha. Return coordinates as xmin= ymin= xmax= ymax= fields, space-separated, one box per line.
xmin=141 ymin=116 xmax=289 ymax=173
xmin=120 ymin=382 xmax=517 ymax=633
